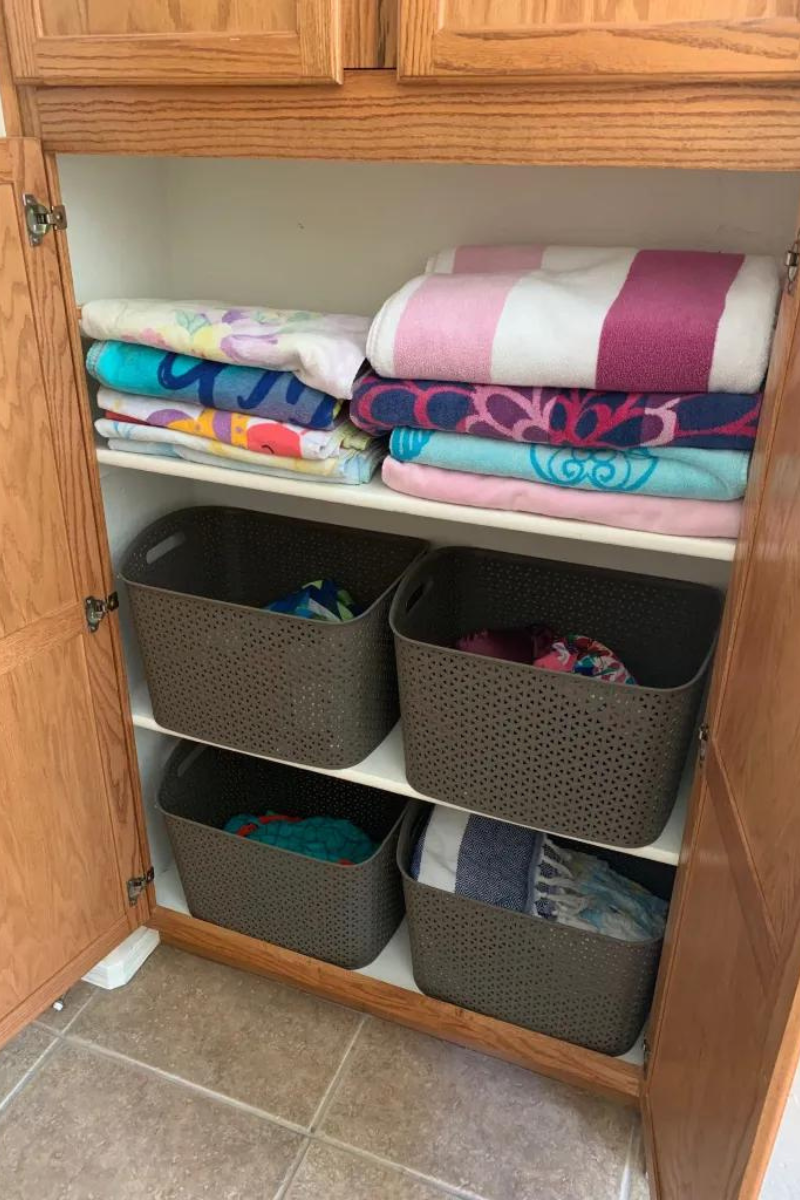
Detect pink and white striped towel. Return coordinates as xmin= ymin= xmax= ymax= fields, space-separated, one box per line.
xmin=367 ymin=245 xmax=780 ymax=393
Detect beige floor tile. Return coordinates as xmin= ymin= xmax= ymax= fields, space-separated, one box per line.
xmin=285 ymin=1141 xmax=449 ymax=1199
xmin=321 ymin=1019 xmax=635 ymax=1200
xmin=36 ymin=981 xmax=96 ymax=1033
xmin=629 ymin=1163 xmax=652 ymax=1199
xmin=0 ymin=1041 xmax=303 ymax=1200
xmin=71 ymin=945 xmax=360 ymax=1126
xmin=0 ymin=1025 xmax=54 ymax=1105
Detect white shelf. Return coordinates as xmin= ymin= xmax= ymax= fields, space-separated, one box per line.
xmin=131 ymin=678 xmax=688 ymax=866
xmin=97 ymin=445 xmax=736 ymax=562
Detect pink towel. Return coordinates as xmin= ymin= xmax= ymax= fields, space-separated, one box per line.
xmin=368 ymin=245 xmax=779 ymax=394
xmin=381 ymin=457 xmax=741 ymax=540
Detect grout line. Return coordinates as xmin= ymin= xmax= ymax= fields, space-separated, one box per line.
xmin=62 ymin=1033 xmax=309 ymax=1136
xmin=0 ymin=1036 xmax=61 ymax=1119
xmin=273 ymin=1138 xmax=313 ymax=1200
xmin=315 ymin=1133 xmax=488 ymax=1200
xmin=36 ymin=988 xmax=99 ymax=1038
xmin=617 ymin=1119 xmax=640 ymax=1200
xmin=308 ymin=1013 xmax=366 ymax=1133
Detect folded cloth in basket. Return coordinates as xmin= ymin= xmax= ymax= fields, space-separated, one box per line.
xmin=389 ymin=429 xmax=749 ymax=500
xmin=87 ymin=341 xmax=343 ymax=429
xmin=98 ymin=388 xmax=370 ymax=461
xmin=367 ymin=245 xmax=780 ymax=392
xmin=350 ymin=371 xmax=762 ymax=452
xmin=224 ymin=812 xmax=375 ymax=865
xmin=456 ymin=624 xmax=636 ymax=685
xmin=266 ymin=579 xmax=362 ymax=622
xmin=382 ymin=458 xmax=742 ymax=539
xmin=410 ymin=807 xmax=667 ymax=941
xmin=528 ymin=835 xmax=667 ymax=942
xmin=98 ymin=421 xmax=385 ymax=485
xmin=80 ymin=298 xmax=369 ymax=399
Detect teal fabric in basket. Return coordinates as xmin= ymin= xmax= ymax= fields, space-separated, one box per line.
xmin=224 ymin=812 xmax=376 ymax=865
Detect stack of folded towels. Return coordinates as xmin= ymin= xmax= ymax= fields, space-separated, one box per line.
xmin=82 ymin=299 xmax=386 ymax=485
xmin=351 ymin=244 xmax=781 ymax=537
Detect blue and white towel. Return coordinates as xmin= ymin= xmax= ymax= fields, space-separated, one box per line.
xmin=410 ymin=807 xmax=667 ymax=942
xmin=390 ymin=428 xmax=749 ymax=501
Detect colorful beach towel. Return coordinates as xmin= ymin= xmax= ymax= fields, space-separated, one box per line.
xmin=224 ymin=812 xmax=375 ymax=865
xmin=368 ymin=246 xmax=780 ymax=392
xmin=97 ymin=421 xmax=384 ymax=485
xmin=87 ymin=341 xmax=342 ymax=429
xmin=266 ymin=580 xmax=362 ymax=622
xmin=389 ymin=429 xmax=749 ymax=500
xmin=382 ymin=457 xmax=742 ymax=539
xmin=98 ymin=388 xmax=369 ymax=461
xmin=81 ymin=299 xmax=369 ymax=398
xmin=350 ymin=372 xmax=762 ymax=451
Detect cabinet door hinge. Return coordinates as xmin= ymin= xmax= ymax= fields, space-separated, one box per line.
xmin=22 ymin=193 xmax=68 ymax=247
xmin=698 ymin=722 xmax=709 ymax=764
xmin=127 ymin=867 xmax=155 ymax=906
xmin=84 ymin=591 xmax=119 ymax=633
xmin=786 ymin=235 xmax=800 ymax=294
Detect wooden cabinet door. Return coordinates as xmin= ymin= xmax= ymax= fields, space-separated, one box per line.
xmin=2 ymin=0 xmax=342 ymax=85
xmin=643 ymin=243 xmax=800 ymax=1197
xmin=399 ymin=2 xmax=800 ymax=81
xmin=0 ymin=139 xmax=150 ymax=1047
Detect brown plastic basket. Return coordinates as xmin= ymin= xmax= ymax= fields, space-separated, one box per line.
xmin=391 ymin=546 xmax=721 ymax=847
xmin=122 ymin=506 xmax=426 ymax=768
xmin=399 ymin=802 xmax=670 ymax=1055
xmin=159 ymin=741 xmax=408 ymax=969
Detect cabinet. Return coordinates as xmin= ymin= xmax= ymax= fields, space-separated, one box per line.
xmin=1 ymin=0 xmax=343 ymax=85
xmin=399 ymin=1 xmax=800 ymax=81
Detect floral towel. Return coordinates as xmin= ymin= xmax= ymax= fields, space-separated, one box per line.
xmin=98 ymin=388 xmax=370 ymax=461
xmin=81 ymin=299 xmax=370 ymax=399
xmin=87 ymin=341 xmax=342 ymax=429
xmin=382 ymin=457 xmax=742 ymax=539
xmin=98 ymin=422 xmax=385 ymax=485
xmin=350 ymin=371 xmax=762 ymax=451
xmin=389 ymin=428 xmax=749 ymax=500
xmin=368 ymin=245 xmax=780 ymax=392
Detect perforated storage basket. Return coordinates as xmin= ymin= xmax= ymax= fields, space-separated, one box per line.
xmin=399 ymin=803 xmax=669 ymax=1055
xmin=159 ymin=741 xmax=407 ymax=968
xmin=122 ymin=506 xmax=426 ymax=768
xmin=391 ymin=547 xmax=721 ymax=847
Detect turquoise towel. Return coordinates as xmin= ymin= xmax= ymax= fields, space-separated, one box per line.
xmin=224 ymin=812 xmax=376 ymax=865
xmin=87 ymin=340 xmax=342 ymax=429
xmin=389 ymin=428 xmax=749 ymax=500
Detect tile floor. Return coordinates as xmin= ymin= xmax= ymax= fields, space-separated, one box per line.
xmin=0 ymin=945 xmax=648 ymax=1200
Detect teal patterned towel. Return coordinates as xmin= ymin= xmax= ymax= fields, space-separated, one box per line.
xmin=389 ymin=428 xmax=749 ymax=500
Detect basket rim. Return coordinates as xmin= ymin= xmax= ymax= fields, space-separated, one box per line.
xmin=397 ymin=801 xmax=665 ymax=951
xmin=158 ymin=741 xmax=408 ymax=874
xmin=121 ymin=505 xmax=428 ymax=630
xmin=390 ymin=544 xmax=721 ymax=696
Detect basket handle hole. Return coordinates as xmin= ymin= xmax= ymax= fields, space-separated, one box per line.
xmin=146 ymin=531 xmax=186 ymax=565
xmin=404 ymin=578 xmax=433 ymax=614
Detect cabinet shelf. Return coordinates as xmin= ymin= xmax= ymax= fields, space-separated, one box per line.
xmin=129 ymin=678 xmax=689 ymax=867
xmin=98 ymin=445 xmax=736 ymax=563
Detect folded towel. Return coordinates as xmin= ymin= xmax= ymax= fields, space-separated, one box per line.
xmin=382 ymin=457 xmax=742 ymax=539
xmin=99 ymin=421 xmax=385 ymax=484
xmin=224 ymin=812 xmax=375 ymax=865
xmin=87 ymin=341 xmax=343 ymax=430
xmin=98 ymin=388 xmax=370 ymax=461
xmin=389 ymin=429 xmax=749 ymax=500
xmin=350 ymin=371 xmax=762 ymax=451
xmin=528 ymin=835 xmax=667 ymax=942
xmin=368 ymin=246 xmax=780 ymax=392
xmin=266 ymin=580 xmax=362 ymax=622
xmin=456 ymin=625 xmax=636 ymax=684
xmin=81 ymin=299 xmax=369 ymax=398
xmin=410 ymin=806 xmax=536 ymax=913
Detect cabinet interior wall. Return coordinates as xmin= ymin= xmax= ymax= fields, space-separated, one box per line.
xmin=59 ymin=152 xmax=800 ymax=1026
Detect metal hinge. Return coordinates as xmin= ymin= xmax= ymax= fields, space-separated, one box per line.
xmin=84 ymin=591 xmax=119 ymax=633
xmin=786 ymin=235 xmax=800 ymax=294
xmin=22 ymin=193 xmax=67 ymax=247
xmin=698 ymin=722 xmax=709 ymax=764
xmin=127 ymin=867 xmax=155 ymax=906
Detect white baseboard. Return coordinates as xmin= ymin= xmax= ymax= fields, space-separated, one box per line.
xmin=83 ymin=927 xmax=161 ymax=990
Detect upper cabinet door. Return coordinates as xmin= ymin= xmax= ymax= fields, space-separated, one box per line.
xmin=399 ymin=1 xmax=800 ymax=81
xmin=2 ymin=0 xmax=342 ymax=85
